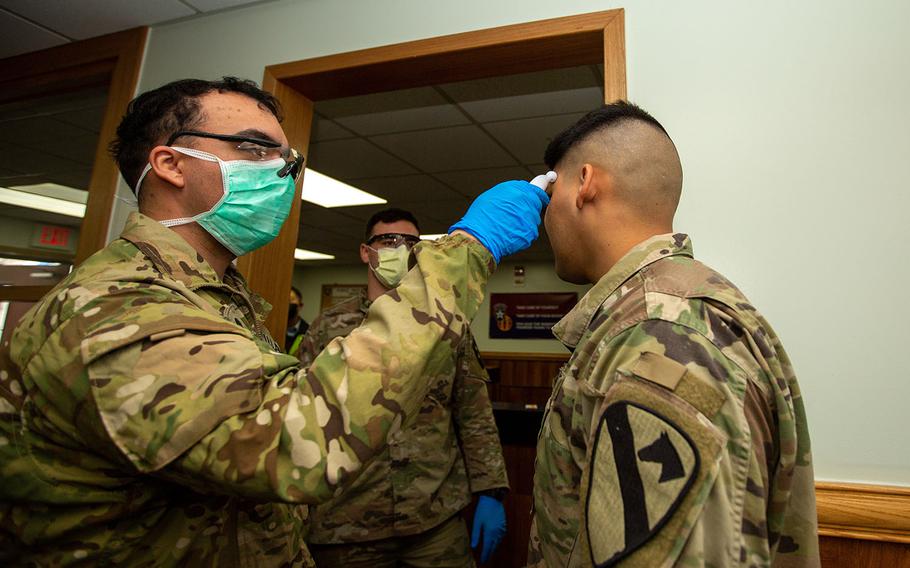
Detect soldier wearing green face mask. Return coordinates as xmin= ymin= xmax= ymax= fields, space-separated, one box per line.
xmin=298 ymin=208 xmax=509 ymax=567
xmin=0 ymin=77 xmax=550 ymax=567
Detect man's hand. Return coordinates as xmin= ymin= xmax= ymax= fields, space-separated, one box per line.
xmin=449 ymin=180 xmax=550 ymax=263
xmin=471 ymin=495 xmax=507 ymax=564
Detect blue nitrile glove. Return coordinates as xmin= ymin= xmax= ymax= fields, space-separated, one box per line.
xmin=449 ymin=180 xmax=550 ymax=263
xmin=471 ymin=495 xmax=506 ymax=564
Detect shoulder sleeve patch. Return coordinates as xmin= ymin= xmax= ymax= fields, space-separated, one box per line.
xmin=582 ymin=377 xmax=726 ymax=567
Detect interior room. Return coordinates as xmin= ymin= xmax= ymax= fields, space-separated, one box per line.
xmin=0 ymin=1 xmax=908 ymax=566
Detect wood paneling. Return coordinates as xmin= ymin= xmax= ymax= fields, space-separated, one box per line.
xmin=820 ymin=536 xmax=910 ymax=567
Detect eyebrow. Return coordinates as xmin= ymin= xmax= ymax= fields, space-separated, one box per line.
xmin=234 ymin=128 xmax=280 ymax=144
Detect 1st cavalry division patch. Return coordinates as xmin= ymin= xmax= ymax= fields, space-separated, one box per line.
xmin=586 ymin=401 xmax=698 ymax=566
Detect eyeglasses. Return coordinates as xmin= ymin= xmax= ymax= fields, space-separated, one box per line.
xmin=166 ymin=130 xmax=305 ymax=181
xmin=366 ymin=233 xmax=422 ymax=249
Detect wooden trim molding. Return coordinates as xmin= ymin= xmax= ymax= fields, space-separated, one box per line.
xmin=816 ymin=482 xmax=910 ymax=544
xmin=480 ymin=351 xmax=570 ymax=362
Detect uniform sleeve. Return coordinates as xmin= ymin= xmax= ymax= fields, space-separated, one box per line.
xmin=84 ymin=236 xmax=493 ymax=505
xmin=577 ymin=319 xmax=744 ymax=567
xmin=451 ymin=332 xmax=508 ymax=493
xmin=295 ymin=312 xmax=330 ymax=367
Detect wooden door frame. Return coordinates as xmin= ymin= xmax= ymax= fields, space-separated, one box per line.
xmin=244 ymin=9 xmax=626 ymax=339
xmin=0 ymin=27 xmax=148 ymax=302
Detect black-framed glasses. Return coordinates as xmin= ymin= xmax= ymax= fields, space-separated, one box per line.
xmin=366 ymin=233 xmax=422 ymax=249
xmin=166 ymin=130 xmax=304 ymax=181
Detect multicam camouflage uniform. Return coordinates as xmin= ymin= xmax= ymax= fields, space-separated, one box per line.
xmin=0 ymin=212 xmax=492 ymax=567
xmin=529 ymin=234 xmax=819 ymax=567
xmin=298 ymin=290 xmax=508 ymax=561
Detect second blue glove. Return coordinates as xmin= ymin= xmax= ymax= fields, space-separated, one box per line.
xmin=449 ymin=180 xmax=550 ymax=263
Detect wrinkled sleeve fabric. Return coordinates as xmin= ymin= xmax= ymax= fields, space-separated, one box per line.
xmin=452 ymin=332 xmax=509 ymax=494
xmin=84 ymin=236 xmax=493 ymax=505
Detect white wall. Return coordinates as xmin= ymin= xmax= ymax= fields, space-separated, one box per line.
xmin=134 ymin=0 xmax=910 ymax=485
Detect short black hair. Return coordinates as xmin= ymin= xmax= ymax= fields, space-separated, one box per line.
xmin=290 ymin=286 xmax=302 ymax=302
xmin=364 ymin=208 xmax=421 ymax=241
xmin=544 ymin=101 xmax=670 ymax=169
xmin=109 ymin=76 xmax=283 ymax=192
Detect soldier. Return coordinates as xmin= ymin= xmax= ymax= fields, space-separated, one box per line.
xmin=286 ymin=286 xmax=309 ymax=354
xmin=0 ymin=77 xmax=549 ymax=566
xmin=301 ymin=208 xmax=509 ymax=567
xmin=529 ymin=102 xmax=819 ymax=567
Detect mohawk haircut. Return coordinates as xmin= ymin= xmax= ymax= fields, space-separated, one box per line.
xmin=544 ymin=101 xmax=671 ymax=169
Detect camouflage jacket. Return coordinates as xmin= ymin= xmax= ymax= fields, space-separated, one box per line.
xmin=0 ymin=212 xmax=492 ymax=567
xmin=528 ymin=234 xmax=819 ymax=567
xmin=298 ymin=289 xmax=508 ymax=544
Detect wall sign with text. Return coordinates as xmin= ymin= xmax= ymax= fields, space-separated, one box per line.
xmin=489 ymin=292 xmax=578 ymax=339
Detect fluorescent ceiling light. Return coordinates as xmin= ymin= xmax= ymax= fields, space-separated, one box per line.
xmin=0 ymin=258 xmax=62 ymax=266
xmin=294 ymin=248 xmax=335 ymax=261
xmin=420 ymin=233 xmax=446 ymax=241
xmin=0 ymin=187 xmax=85 ymax=218
xmin=301 ymin=169 xmax=387 ymax=208
xmin=10 ymin=183 xmax=87 ymax=204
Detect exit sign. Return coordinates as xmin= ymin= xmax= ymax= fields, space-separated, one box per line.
xmin=31 ymin=224 xmax=75 ymax=251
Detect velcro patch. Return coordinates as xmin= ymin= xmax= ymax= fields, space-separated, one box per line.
xmin=631 ymin=352 xmax=687 ymax=391
xmin=587 ymin=401 xmax=698 ymax=566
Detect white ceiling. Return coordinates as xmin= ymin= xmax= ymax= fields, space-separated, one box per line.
xmin=301 ymin=65 xmax=605 ymax=265
xmin=0 ymin=0 xmax=274 ymax=59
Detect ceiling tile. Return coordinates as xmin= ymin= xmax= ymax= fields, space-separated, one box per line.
xmin=307 ymin=138 xmax=417 ymax=180
xmin=318 ymin=87 xmax=470 ymax=137
xmin=318 ymin=87 xmax=448 ymax=118
xmin=433 ymin=166 xmax=533 ymax=198
xmin=441 ymin=66 xmax=603 ymax=122
xmin=0 ymin=0 xmax=194 ymax=40
xmin=0 ymin=9 xmax=67 ymax=59
xmin=0 ymin=116 xmax=90 ymax=147
xmin=53 ymin=104 xmax=107 ymax=133
xmin=335 ymin=105 xmax=469 ymax=137
xmin=299 ymin=204 xmax=365 ymax=232
xmin=345 ymin=174 xmax=463 ymax=203
xmin=484 ymin=113 xmax=587 ymax=164
xmin=460 ymin=86 xmax=603 ymax=124
xmin=310 ymin=114 xmax=355 ymax=142
xmin=371 ymin=125 xmax=517 ymax=173
xmin=182 ymin=0 xmax=263 ymax=11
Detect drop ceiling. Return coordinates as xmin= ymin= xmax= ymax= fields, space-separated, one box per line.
xmin=300 ymin=64 xmax=605 ymax=265
xmin=0 ymin=0 xmax=275 ymax=59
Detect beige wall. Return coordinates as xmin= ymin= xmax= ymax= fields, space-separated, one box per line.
xmin=114 ymin=0 xmax=910 ymax=485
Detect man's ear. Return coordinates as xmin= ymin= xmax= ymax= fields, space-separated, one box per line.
xmin=148 ymin=146 xmax=186 ymax=189
xmin=575 ymin=163 xmax=601 ymax=210
xmin=359 ymin=243 xmax=371 ymax=265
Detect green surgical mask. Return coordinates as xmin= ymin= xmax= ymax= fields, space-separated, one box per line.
xmin=137 ymin=146 xmax=296 ymax=256
xmin=370 ymin=244 xmax=410 ymax=288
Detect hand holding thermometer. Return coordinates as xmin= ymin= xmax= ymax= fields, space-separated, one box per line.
xmin=530 ymin=171 xmax=558 ymax=195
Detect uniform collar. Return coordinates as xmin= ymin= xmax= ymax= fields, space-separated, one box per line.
xmin=119 ymin=211 xmax=239 ymax=289
xmin=552 ymin=233 xmax=693 ymax=349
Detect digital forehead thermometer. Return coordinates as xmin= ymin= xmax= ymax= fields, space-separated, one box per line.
xmin=530 ymin=170 xmax=558 ymax=191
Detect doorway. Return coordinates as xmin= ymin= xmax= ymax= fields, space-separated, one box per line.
xmin=249 ymin=10 xmax=625 ymax=566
